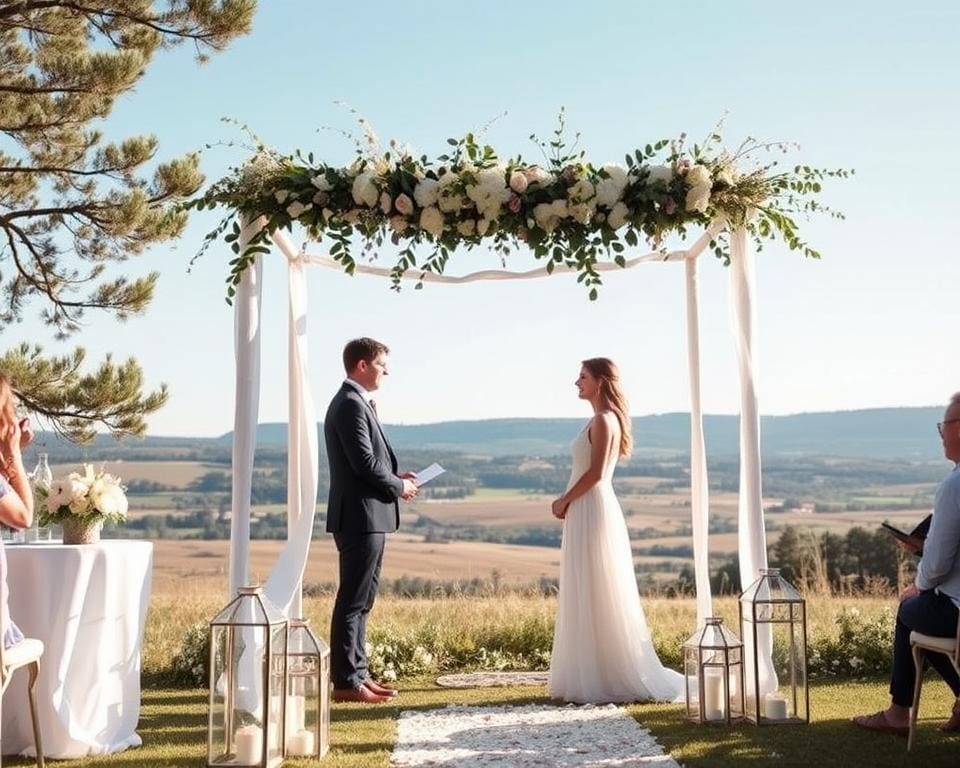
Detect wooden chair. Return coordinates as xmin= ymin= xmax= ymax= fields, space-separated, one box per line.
xmin=0 ymin=629 xmax=45 ymax=767
xmin=908 ymin=614 xmax=960 ymax=750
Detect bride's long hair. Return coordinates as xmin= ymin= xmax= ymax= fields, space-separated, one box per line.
xmin=581 ymin=357 xmax=633 ymax=458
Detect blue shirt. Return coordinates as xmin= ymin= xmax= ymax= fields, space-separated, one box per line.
xmin=916 ymin=465 xmax=960 ymax=606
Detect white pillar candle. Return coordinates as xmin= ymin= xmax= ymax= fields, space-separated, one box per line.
xmin=703 ymin=668 xmax=725 ymax=720
xmin=286 ymin=694 xmax=305 ymax=734
xmin=286 ymin=728 xmax=316 ymax=757
xmin=235 ymin=724 xmax=262 ymax=764
xmin=763 ymin=692 xmax=789 ymax=720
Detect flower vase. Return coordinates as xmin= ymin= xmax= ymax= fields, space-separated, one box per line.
xmin=62 ymin=517 xmax=103 ymax=545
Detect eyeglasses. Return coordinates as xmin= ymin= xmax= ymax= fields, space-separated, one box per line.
xmin=937 ymin=419 xmax=960 ymax=436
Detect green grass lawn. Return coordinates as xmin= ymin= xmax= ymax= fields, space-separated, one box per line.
xmin=5 ymin=677 xmax=958 ymax=767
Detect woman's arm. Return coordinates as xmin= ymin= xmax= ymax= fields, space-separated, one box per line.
xmin=552 ymin=414 xmax=615 ymax=519
xmin=0 ymin=409 xmax=33 ymax=529
xmin=0 ymin=453 xmax=32 ymax=530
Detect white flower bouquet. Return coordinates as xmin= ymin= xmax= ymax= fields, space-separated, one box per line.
xmin=38 ymin=464 xmax=128 ymax=543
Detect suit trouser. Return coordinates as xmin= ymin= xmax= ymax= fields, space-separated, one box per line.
xmin=331 ymin=532 xmax=386 ymax=689
xmin=889 ymin=589 xmax=960 ymax=706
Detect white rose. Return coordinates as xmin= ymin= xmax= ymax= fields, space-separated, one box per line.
xmin=533 ymin=200 xmax=568 ymax=233
xmin=99 ymin=484 xmax=128 ymax=519
xmin=523 ymin=166 xmax=553 ymax=186
xmin=646 ymin=165 xmax=674 ymax=185
xmin=418 ymin=206 xmax=444 ymax=237
xmin=456 ymin=219 xmax=476 ymax=237
xmin=568 ymin=178 xmax=595 ymax=202
xmin=686 ymin=164 xmax=712 ymax=189
xmin=413 ymin=178 xmax=440 ymax=208
xmin=379 ymin=191 xmax=393 ymax=214
xmin=286 ymin=201 xmax=312 ymax=219
xmin=509 ymin=171 xmax=528 ymax=194
xmin=685 ymin=186 xmax=711 ymax=213
xmin=607 ymin=202 xmax=630 ymax=230
xmin=395 ymin=193 xmax=414 ymax=216
xmin=568 ymin=202 xmax=595 ymax=225
xmin=351 ymin=171 xmax=379 ymax=208
xmin=595 ymin=164 xmax=628 ymax=207
xmin=437 ymin=173 xmax=463 ymax=213
xmin=45 ymin=478 xmax=74 ymax=512
xmin=310 ymin=174 xmax=333 ymax=192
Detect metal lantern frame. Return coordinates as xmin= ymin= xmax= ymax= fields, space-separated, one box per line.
xmin=285 ymin=618 xmax=331 ymax=759
xmin=207 ymin=586 xmax=289 ymax=768
xmin=683 ymin=617 xmax=746 ymax=725
xmin=739 ymin=567 xmax=810 ymax=725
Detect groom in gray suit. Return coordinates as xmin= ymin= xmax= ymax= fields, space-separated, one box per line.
xmin=325 ymin=337 xmax=418 ymax=703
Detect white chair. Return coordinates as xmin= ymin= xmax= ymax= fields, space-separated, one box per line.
xmin=0 ymin=630 xmax=45 ymax=767
xmin=908 ymin=614 xmax=960 ymax=751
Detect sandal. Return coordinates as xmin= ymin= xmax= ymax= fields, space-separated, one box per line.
xmin=852 ymin=710 xmax=909 ymax=737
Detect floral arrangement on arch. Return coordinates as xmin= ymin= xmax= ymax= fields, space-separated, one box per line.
xmin=188 ymin=109 xmax=850 ymax=302
xmin=37 ymin=464 xmax=129 ymax=527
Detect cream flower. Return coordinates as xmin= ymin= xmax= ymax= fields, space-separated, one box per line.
xmin=568 ymin=178 xmax=595 ymax=203
xmin=568 ymin=202 xmax=595 ymax=225
xmin=456 ymin=219 xmax=476 ymax=237
xmin=395 ymin=193 xmax=414 ymax=216
xmin=476 ymin=217 xmax=492 ymax=236
xmin=523 ymin=166 xmax=554 ymax=186
xmin=684 ymin=164 xmax=713 ymax=213
xmin=310 ymin=174 xmax=333 ymax=192
xmin=466 ymin=166 xmax=510 ymax=221
xmin=379 ymin=191 xmax=393 ymax=214
xmin=418 ymin=206 xmax=444 ymax=237
xmin=286 ymin=201 xmax=312 ymax=219
xmin=274 ymin=189 xmax=290 ymax=204
xmin=646 ymin=165 xmax=674 ymax=185
xmin=388 ymin=215 xmax=409 ymax=234
xmin=509 ymin=171 xmax=529 ymax=194
xmin=595 ymin=164 xmax=628 ymax=207
xmin=607 ymin=202 xmax=630 ymax=230
xmin=413 ymin=178 xmax=440 ymax=208
xmin=437 ymin=173 xmax=464 ymax=213
xmin=533 ymin=200 xmax=568 ymax=233
xmin=351 ymin=171 xmax=379 ymax=208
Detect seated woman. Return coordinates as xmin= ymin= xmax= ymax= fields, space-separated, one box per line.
xmin=0 ymin=374 xmax=34 ymax=649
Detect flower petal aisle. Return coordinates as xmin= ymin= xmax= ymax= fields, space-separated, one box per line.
xmin=392 ymin=702 xmax=680 ymax=767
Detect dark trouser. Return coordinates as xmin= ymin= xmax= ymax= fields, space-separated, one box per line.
xmin=330 ymin=532 xmax=385 ymax=689
xmin=890 ymin=589 xmax=960 ymax=706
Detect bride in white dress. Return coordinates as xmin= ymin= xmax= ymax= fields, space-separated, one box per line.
xmin=549 ymin=358 xmax=683 ymax=704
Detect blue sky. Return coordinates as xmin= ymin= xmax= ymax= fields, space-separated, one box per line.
xmin=10 ymin=1 xmax=960 ymax=436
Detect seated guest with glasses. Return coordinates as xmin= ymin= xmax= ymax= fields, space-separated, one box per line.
xmin=854 ymin=392 xmax=960 ymax=736
xmin=0 ymin=374 xmax=34 ymax=648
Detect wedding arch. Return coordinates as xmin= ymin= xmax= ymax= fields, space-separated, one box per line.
xmin=191 ymin=116 xmax=846 ymax=694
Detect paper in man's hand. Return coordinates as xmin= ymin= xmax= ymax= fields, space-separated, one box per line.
xmin=413 ymin=463 xmax=445 ymax=487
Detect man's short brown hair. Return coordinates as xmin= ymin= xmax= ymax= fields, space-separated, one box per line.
xmin=343 ymin=337 xmax=389 ymax=373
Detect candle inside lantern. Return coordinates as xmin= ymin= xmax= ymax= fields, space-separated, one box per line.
xmin=286 ymin=694 xmax=305 ymax=735
xmin=234 ymin=724 xmax=262 ymax=764
xmin=763 ymin=692 xmax=789 ymax=720
xmin=286 ymin=728 xmax=316 ymax=756
xmin=703 ymin=668 xmax=725 ymax=720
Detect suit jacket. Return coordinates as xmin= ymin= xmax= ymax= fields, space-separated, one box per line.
xmin=324 ymin=382 xmax=403 ymax=533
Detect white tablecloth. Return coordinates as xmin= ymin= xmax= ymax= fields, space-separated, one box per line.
xmin=1 ymin=540 xmax=153 ymax=758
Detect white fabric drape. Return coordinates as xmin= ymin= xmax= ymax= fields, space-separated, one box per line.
xmin=684 ymin=257 xmax=713 ymax=627
xmin=728 ymin=225 xmax=775 ymax=695
xmin=229 ymin=217 xmax=264 ymax=599
xmin=265 ymin=232 xmax=321 ymax=619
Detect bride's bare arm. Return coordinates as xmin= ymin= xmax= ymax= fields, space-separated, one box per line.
xmin=552 ymin=414 xmax=614 ymax=519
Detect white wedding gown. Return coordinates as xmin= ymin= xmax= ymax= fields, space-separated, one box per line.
xmin=549 ymin=419 xmax=684 ymax=703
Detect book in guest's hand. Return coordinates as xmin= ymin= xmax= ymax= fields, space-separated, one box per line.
xmin=881 ymin=513 xmax=932 ymax=556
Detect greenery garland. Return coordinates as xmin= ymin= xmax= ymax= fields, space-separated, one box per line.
xmin=188 ymin=112 xmax=850 ymax=303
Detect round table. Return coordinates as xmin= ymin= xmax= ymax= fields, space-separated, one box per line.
xmin=2 ymin=540 xmax=153 ymax=759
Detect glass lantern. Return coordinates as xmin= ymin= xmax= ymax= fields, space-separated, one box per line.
xmin=207 ymin=586 xmax=288 ymax=767
xmin=739 ymin=568 xmax=809 ymax=725
xmin=683 ymin=617 xmax=745 ymax=725
xmin=285 ymin=618 xmax=331 ymax=759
